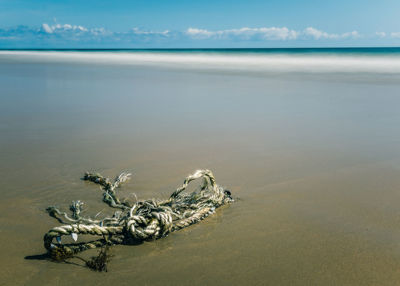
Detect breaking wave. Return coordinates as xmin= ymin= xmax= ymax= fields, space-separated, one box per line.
xmin=2 ymin=50 xmax=400 ymax=74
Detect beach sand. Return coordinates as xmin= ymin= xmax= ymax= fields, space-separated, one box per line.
xmin=1 ymin=54 xmax=400 ymax=285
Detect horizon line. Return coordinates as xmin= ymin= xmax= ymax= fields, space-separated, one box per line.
xmin=2 ymin=46 xmax=400 ymax=51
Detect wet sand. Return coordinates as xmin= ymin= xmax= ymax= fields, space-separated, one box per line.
xmin=1 ymin=56 xmax=400 ymax=285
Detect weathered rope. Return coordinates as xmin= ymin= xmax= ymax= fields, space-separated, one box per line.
xmin=44 ymin=169 xmax=233 ymax=259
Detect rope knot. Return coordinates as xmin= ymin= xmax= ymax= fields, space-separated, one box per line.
xmin=44 ymin=169 xmax=233 ymax=258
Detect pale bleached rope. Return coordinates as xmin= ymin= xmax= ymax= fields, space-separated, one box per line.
xmin=44 ymin=169 xmax=233 ymax=259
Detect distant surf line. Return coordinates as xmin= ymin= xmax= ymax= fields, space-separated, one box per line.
xmin=2 ymin=50 xmax=400 ymax=74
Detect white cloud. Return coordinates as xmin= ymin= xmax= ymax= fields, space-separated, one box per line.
xmin=90 ymin=27 xmax=109 ymax=36
xmin=41 ymin=23 xmax=88 ymax=34
xmin=186 ymin=27 xmax=298 ymax=40
xmin=303 ymin=27 xmax=331 ymax=39
xmin=341 ymin=31 xmax=360 ymax=39
xmin=376 ymin=32 xmax=386 ymax=38
xmin=391 ymin=32 xmax=400 ymax=38
xmin=233 ymin=27 xmax=298 ymax=40
xmin=186 ymin=26 xmax=360 ymax=41
xmin=35 ymin=23 xmax=173 ymax=44
xmin=303 ymin=27 xmax=359 ymax=39
xmin=186 ymin=28 xmax=215 ymax=39
xmin=42 ymin=23 xmax=53 ymax=34
xmin=131 ymin=28 xmax=169 ymax=36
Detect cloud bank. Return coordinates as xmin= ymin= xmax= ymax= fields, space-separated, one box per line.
xmin=185 ymin=27 xmax=360 ymax=41
xmin=0 ymin=23 xmax=399 ymax=48
xmin=186 ymin=27 xmax=298 ymax=40
xmin=41 ymin=23 xmax=88 ymax=34
xmin=0 ymin=23 xmax=173 ymax=47
xmin=303 ymin=27 xmax=359 ymax=40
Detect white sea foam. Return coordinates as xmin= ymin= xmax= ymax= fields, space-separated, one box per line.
xmin=2 ymin=50 xmax=400 ymax=74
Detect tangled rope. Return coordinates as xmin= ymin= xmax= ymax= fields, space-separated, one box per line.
xmin=44 ymin=169 xmax=233 ymax=260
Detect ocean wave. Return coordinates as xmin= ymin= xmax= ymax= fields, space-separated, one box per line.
xmin=2 ymin=50 xmax=400 ymax=74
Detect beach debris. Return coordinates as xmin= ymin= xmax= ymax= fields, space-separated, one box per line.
xmin=43 ymin=169 xmax=233 ymax=271
xmin=85 ymin=246 xmax=112 ymax=272
xmin=71 ymin=233 xmax=78 ymax=241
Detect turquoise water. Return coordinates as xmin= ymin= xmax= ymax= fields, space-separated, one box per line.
xmin=3 ymin=47 xmax=400 ymax=54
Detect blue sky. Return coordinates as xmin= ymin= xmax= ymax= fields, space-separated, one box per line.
xmin=1 ymin=0 xmax=400 ymax=48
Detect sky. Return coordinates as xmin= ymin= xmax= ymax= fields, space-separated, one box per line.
xmin=1 ymin=0 xmax=400 ymax=48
